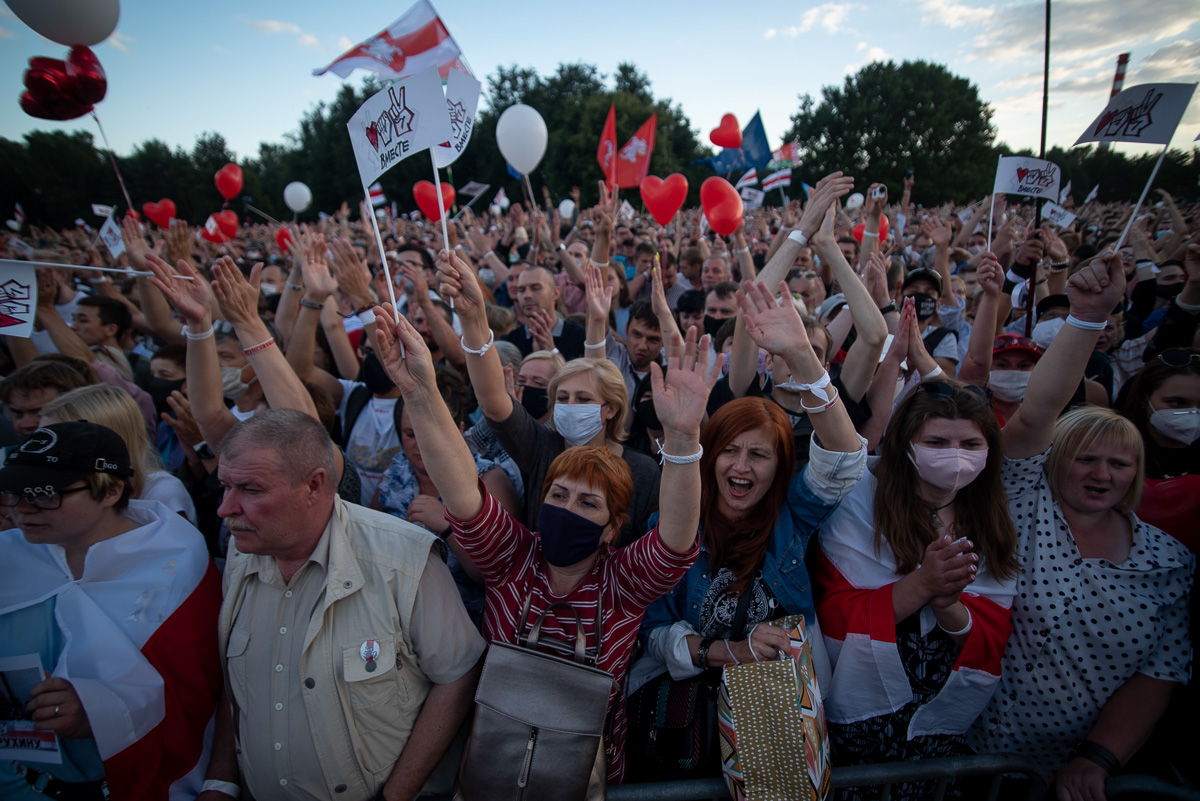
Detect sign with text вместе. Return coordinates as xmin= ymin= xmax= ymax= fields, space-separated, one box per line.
xmin=993 ymin=156 xmax=1062 ymax=200
xmin=433 ymin=68 xmax=482 ymax=169
xmin=347 ymin=66 xmax=452 ymax=189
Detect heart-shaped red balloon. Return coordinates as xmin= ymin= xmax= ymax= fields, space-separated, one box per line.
xmin=21 ymin=56 xmax=93 ymax=120
xmin=142 ymin=199 xmax=176 ymax=229
xmin=200 ymin=221 xmax=224 ymax=243
xmin=275 ymin=228 xmax=292 ymax=253
xmin=710 ymin=114 xmax=742 ymax=149
xmin=20 ymin=89 xmax=92 ymax=121
xmin=214 ymin=210 xmax=238 ymax=238
xmin=852 ymin=215 xmax=890 ymax=243
xmin=700 ymin=177 xmax=743 ymax=237
xmin=641 ymin=174 xmax=689 ymax=226
xmin=65 ymin=46 xmax=106 ymax=105
xmin=413 ymin=181 xmax=455 ymax=220
xmin=215 ymin=163 xmax=243 ymax=200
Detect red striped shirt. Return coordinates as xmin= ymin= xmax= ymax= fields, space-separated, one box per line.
xmin=449 ymin=489 xmax=698 ymax=783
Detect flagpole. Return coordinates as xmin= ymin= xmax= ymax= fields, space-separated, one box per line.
xmin=987 ymin=154 xmax=1003 ymax=251
xmin=90 ymin=111 xmax=135 ymax=215
xmin=452 ymin=193 xmax=484 ymax=221
xmin=245 ymin=204 xmax=282 ymax=226
xmin=362 ymin=183 xmax=402 ymax=336
xmin=430 ymin=152 xmax=455 ymax=311
xmin=5 ymin=259 xmax=194 ymax=280
xmin=1115 ymin=145 xmax=1169 ymax=251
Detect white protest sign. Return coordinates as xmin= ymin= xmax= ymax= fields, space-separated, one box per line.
xmin=993 ymin=156 xmax=1061 ymax=200
xmin=957 ymin=207 xmax=975 ymax=225
xmin=1042 ymin=201 xmax=1077 ymax=228
xmin=346 ymin=66 xmax=453 ymax=189
xmin=92 ymin=203 xmax=115 ymax=218
xmin=8 ymin=238 xmax=34 ymax=258
xmin=98 ymin=215 xmax=125 ymax=259
xmin=433 ymin=69 xmax=482 ymax=169
xmin=0 ymin=654 xmax=61 ymax=763
xmin=1058 ymin=180 xmax=1071 ymax=205
xmin=740 ymin=187 xmax=765 ymax=211
xmin=620 ymin=200 xmax=637 ymax=223
xmin=0 ymin=261 xmax=38 ymax=339
xmin=460 ymin=181 xmax=490 ymax=197
xmin=1074 ymin=83 xmax=1197 ymax=146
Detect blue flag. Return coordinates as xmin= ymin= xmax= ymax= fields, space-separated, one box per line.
xmin=693 ymin=111 xmax=772 ymax=173
xmin=506 ymin=162 xmax=522 ymax=179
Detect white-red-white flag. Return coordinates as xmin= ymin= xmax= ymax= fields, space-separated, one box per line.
xmin=763 ymin=169 xmax=792 ymax=190
xmin=1073 ymin=83 xmax=1197 ymax=146
xmin=1084 ymin=184 xmax=1100 ymax=204
xmin=313 ymin=0 xmax=470 ymax=80
xmin=369 ymin=182 xmax=387 ymax=207
xmin=735 ymin=169 xmax=759 ymax=190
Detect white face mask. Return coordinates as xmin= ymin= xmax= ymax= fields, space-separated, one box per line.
xmin=221 ymin=365 xmax=252 ymax=400
xmin=259 ymin=282 xmax=280 ymax=297
xmin=989 ymin=369 xmax=1031 ymax=403
xmin=909 ymin=443 xmax=989 ymax=492
xmin=1148 ymin=400 xmax=1200 ymax=446
xmin=553 ymin=402 xmax=606 ymax=447
xmin=1031 ymin=317 xmax=1065 ymax=350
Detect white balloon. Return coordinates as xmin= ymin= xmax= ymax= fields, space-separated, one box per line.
xmin=7 ymin=0 xmax=119 ymax=46
xmin=489 ymin=205 xmax=501 ymax=216
xmin=283 ymin=181 xmax=312 ymax=213
xmin=845 ymin=192 xmax=865 ymax=211
xmin=5 ymin=220 xmax=20 ymax=232
xmin=558 ymin=199 xmax=576 ymax=219
xmin=498 ymin=195 xmax=511 ymax=210
xmin=495 ymin=104 xmax=547 ymax=175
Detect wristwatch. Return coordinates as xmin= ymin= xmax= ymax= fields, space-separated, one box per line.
xmin=695 ymin=637 xmax=715 ymax=668
xmin=194 ymin=440 xmax=216 ymax=460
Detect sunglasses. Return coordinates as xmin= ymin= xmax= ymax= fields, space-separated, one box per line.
xmin=1157 ymin=349 xmax=1200 ymax=368
xmin=918 ymin=379 xmax=992 ymax=405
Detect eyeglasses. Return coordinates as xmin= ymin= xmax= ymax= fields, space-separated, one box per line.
xmin=1157 ymin=349 xmax=1200 ymax=368
xmin=918 ymin=380 xmax=992 ymax=404
xmin=0 ymin=485 xmax=91 ymax=510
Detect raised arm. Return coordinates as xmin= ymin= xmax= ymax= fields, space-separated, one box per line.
xmin=958 ymin=253 xmax=1003 ymax=386
xmin=375 ymin=304 xmax=484 ymax=520
xmin=922 ymin=216 xmax=957 ymax=310
xmin=284 ymin=251 xmax=345 ymax=403
xmin=591 ymin=181 xmax=619 ymax=267
xmin=435 ymin=248 xmax=512 ymax=421
xmin=858 ymin=183 xmax=888 ymax=270
xmin=651 ymin=327 xmax=722 ymax=552
xmin=582 ymin=262 xmax=612 ymax=359
xmin=739 ymin=280 xmax=862 ymax=454
xmin=1003 ymin=252 xmax=1125 ymax=459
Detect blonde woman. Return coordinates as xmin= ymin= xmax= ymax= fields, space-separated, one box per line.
xmin=40 ymin=384 xmax=197 ymax=525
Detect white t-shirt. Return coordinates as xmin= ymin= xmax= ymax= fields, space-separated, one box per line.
xmin=29 ymin=294 xmax=80 ymax=354
xmin=336 ymin=379 xmax=403 ymax=506
xmin=141 ymin=470 xmax=198 ymax=525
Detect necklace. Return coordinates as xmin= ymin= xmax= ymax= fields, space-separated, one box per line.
xmin=930 ymin=498 xmax=956 ymax=529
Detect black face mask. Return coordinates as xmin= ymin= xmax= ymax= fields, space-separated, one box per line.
xmin=1156 ymin=282 xmax=1184 ymax=300
xmin=752 ymin=252 xmax=766 ymax=271
xmin=358 ymin=351 xmax=395 ymax=395
xmin=520 ymin=386 xmax=549 ymax=420
xmin=703 ymin=314 xmax=725 ymax=338
xmin=147 ymin=377 xmax=184 ymax=418
xmin=636 ymin=397 xmax=661 ymax=432
xmin=906 ymin=292 xmax=937 ymax=320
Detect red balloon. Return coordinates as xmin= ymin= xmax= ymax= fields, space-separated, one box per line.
xmin=214 ymin=210 xmax=238 ymax=238
xmin=275 ymin=227 xmax=292 ymax=253
xmin=215 ymin=163 xmax=243 ymax=200
xmin=709 ymin=114 xmax=742 ymax=149
xmin=641 ymin=174 xmax=689 ymax=226
xmin=413 ymin=180 xmax=455 ymax=221
xmin=65 ymin=46 xmax=106 ymax=105
xmin=200 ymin=222 xmax=224 ymax=243
xmin=700 ymin=177 xmax=743 ymax=237
xmin=852 ymin=215 xmax=890 ymax=243
xmin=19 ymin=89 xmax=91 ymax=121
xmin=21 ymin=56 xmax=93 ymax=120
xmin=141 ymin=199 xmax=176 ymax=229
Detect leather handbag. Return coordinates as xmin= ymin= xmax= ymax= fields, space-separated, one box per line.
xmin=454 ymin=599 xmax=614 ymax=801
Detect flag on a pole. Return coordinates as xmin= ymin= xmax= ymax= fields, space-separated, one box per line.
xmin=768 ymin=142 xmax=799 ymax=170
xmin=1073 ymin=83 xmax=1197 ymax=146
xmin=346 ymin=66 xmax=453 ymax=190
xmin=13 ymin=203 xmax=25 ymax=228
xmin=1042 ymin=201 xmax=1077 ymax=228
xmin=597 ymin=103 xmax=617 ymax=189
xmin=993 ymin=156 xmax=1062 ymax=200
xmin=740 ymin=187 xmax=765 ymax=210
xmin=92 ymin=203 xmax=115 ymax=218
xmin=1058 ymin=180 xmax=1071 ymax=205
xmin=1084 ymin=184 xmax=1100 ymax=204
xmin=616 ymin=113 xmax=657 ymax=189
xmin=0 ymin=260 xmax=36 ymax=338
xmin=313 ymin=0 xmax=470 ymax=80
xmin=694 ymin=111 xmax=772 ymax=173
xmin=735 ymin=169 xmax=759 ymax=190
xmin=763 ymin=169 xmax=792 ymax=191
xmin=619 ymin=199 xmax=637 ymax=223
xmin=369 ymin=183 xmax=387 ymax=207
xmin=433 ymin=68 xmax=481 ymax=168
xmin=494 ymin=187 xmax=508 ymax=208
xmin=460 ymin=181 xmax=490 ymax=197
xmin=98 ymin=215 xmax=125 ymax=258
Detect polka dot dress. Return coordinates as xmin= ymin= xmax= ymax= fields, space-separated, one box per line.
xmin=968 ymin=448 xmax=1195 ymax=769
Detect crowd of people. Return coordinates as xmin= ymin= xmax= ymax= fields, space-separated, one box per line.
xmin=0 ymin=168 xmax=1196 ymax=801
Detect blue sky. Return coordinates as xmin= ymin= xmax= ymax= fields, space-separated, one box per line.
xmin=2 ymin=0 xmax=1198 ymax=168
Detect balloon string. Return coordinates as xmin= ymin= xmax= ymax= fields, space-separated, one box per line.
xmin=91 ymin=111 xmax=135 ymax=215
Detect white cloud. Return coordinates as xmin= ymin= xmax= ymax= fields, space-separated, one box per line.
xmin=337 ymin=36 xmax=354 ymax=51
xmin=868 ymin=46 xmax=889 ymax=62
xmin=857 ymin=41 xmax=867 ymax=51
xmin=764 ymin=28 xmax=777 ymax=39
xmin=784 ymin=3 xmax=857 ymax=36
xmin=248 ymin=19 xmax=302 ymax=35
xmin=0 ymin=25 xmax=12 ymax=39
xmin=918 ymin=0 xmax=994 ymax=28
xmin=1131 ymin=39 xmax=1200 ymax=83
xmin=107 ymin=31 xmax=133 ymax=53
xmin=297 ymin=33 xmax=322 ymax=50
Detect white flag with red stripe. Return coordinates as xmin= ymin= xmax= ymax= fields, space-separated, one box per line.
xmin=313 ymin=0 xmax=470 ymax=80
xmin=763 ymin=169 xmax=792 ymax=190
xmin=735 ymin=169 xmax=758 ymax=189
xmin=815 ymin=473 xmax=1016 ymax=737
xmin=0 ymin=501 xmax=223 ymax=799
xmin=369 ymin=182 xmax=387 ymax=207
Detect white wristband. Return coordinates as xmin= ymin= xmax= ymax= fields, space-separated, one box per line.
xmin=861 ymin=230 xmax=879 ymax=239
xmin=787 ymin=230 xmax=809 ymax=247
xmin=201 ymin=780 xmax=241 ymax=799
xmin=938 ymin=608 xmax=973 ymax=637
xmin=775 ymin=370 xmax=832 ymax=402
xmin=921 ymin=365 xmax=944 ymax=380
xmin=1065 ymin=314 xmax=1106 ymax=331
xmin=460 ymin=329 xmax=495 ymax=357
xmin=357 ymin=310 xmax=377 ymax=327
xmin=656 ymin=440 xmax=704 ymax=465
xmin=584 ymin=340 xmax=606 ymax=350
xmin=1175 ymin=295 xmax=1200 ymax=312
xmin=183 ymin=324 xmax=214 ymax=341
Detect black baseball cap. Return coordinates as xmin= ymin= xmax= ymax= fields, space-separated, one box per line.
xmin=902 ymin=267 xmax=943 ymax=295
xmin=0 ymin=422 xmax=133 ymax=496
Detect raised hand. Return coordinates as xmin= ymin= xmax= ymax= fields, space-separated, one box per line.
xmin=921 ymin=216 xmax=952 ymax=248
xmin=211 ymin=256 xmax=263 ymax=328
xmin=165 ymin=220 xmax=192 ymax=264
xmin=372 ymin=302 xmax=433 ymax=395
xmin=976 ymin=252 xmax=1004 ymax=296
xmin=865 ymin=251 xmax=890 ymax=305
xmin=527 ymin=309 xmax=557 ymax=353
xmin=1067 ymin=250 xmax=1126 ymax=323
xmin=163 ymin=391 xmax=204 ymax=448
xmin=302 ymin=256 xmax=338 ymax=303
xmin=434 ymin=248 xmax=485 ymax=319
xmin=904 ymin=297 xmax=939 ymax=376
xmin=121 ymin=218 xmax=149 ymax=269
xmin=649 ymin=262 xmax=671 ymax=321
xmin=650 ymin=326 xmax=723 ymax=437
xmin=797 ymin=172 xmax=855 ymax=239
xmin=737 ymin=279 xmax=812 ymax=358
xmin=329 ymin=237 xmax=372 ymax=308
xmin=596 ymin=180 xmax=619 ymax=235
xmin=145 ymin=252 xmax=211 ymax=325
xmin=865 ymin=182 xmax=888 ymax=217
xmin=584 ymin=262 xmax=613 ymax=322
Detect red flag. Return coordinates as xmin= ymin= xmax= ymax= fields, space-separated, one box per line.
xmin=616 ymin=113 xmax=657 ymax=189
xmin=596 ymin=103 xmax=617 ymax=189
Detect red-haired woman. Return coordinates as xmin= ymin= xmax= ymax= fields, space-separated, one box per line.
xmin=629 ymin=280 xmax=867 ymax=776
xmin=371 ymin=290 xmax=721 ymax=785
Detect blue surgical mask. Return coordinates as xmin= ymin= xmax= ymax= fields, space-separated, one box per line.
xmin=553 ymin=403 xmax=606 ymax=446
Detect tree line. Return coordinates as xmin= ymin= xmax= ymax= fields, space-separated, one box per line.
xmin=1 ymin=59 xmax=1196 ymax=230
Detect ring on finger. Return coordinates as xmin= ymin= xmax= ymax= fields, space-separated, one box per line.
xmin=53 ymin=705 xmax=60 ymax=716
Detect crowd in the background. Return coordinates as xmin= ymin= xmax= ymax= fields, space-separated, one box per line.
xmin=0 ymin=170 xmax=1196 ymax=801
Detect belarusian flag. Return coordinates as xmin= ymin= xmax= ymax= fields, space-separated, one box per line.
xmin=313 ymin=0 xmax=470 ymax=80
xmin=763 ymin=169 xmax=792 ymax=190
xmin=370 ymin=182 xmax=387 ymax=207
